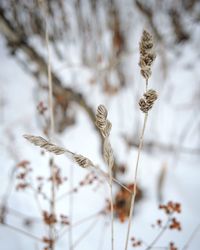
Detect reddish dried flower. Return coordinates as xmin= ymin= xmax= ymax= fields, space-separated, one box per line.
xmin=105 ymin=183 xmax=143 ymax=222
xmin=48 ymin=166 xmax=66 ymax=187
xmin=43 ymin=211 xmax=57 ymax=225
xmin=157 ymin=219 xmax=162 ymax=227
xmin=16 ymin=160 xmax=30 ymax=168
xmin=37 ymin=101 xmax=48 ymax=115
xmin=16 ymin=183 xmax=29 ymax=190
xmin=169 ymin=218 xmax=181 ymax=231
xmin=42 ymin=237 xmax=54 ymax=248
xmin=159 ymin=201 xmax=181 ymax=214
xmin=60 ymin=214 xmax=70 ymax=225
xmin=169 ymin=242 xmax=178 ymax=250
xmin=16 ymin=172 xmax=27 ymax=179
xmin=131 ymin=237 xmax=142 ymax=248
xmin=118 ymin=164 xmax=127 ymax=174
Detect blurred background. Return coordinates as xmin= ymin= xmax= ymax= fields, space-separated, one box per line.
xmin=0 ymin=0 xmax=200 ymax=249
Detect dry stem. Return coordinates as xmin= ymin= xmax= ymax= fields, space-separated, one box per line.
xmin=95 ymin=105 xmax=114 ymax=250
xmin=124 ymin=112 xmax=148 ymax=250
xmin=2 ymin=222 xmax=42 ymax=242
xmin=144 ymin=215 xmax=172 ymax=250
xmin=124 ymin=30 xmax=157 ymax=249
xmin=42 ymin=1 xmax=56 ymax=248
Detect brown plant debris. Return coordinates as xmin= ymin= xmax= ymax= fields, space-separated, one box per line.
xmin=106 ymin=183 xmax=143 ymax=222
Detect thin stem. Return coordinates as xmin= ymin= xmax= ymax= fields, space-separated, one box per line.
xmin=112 ymin=177 xmax=131 ymax=193
xmin=98 ymin=221 xmax=107 ymax=250
xmin=72 ymin=217 xmax=99 ymax=249
xmin=45 ymin=14 xmax=54 ymax=138
xmin=42 ymin=1 xmax=56 ymax=249
xmin=0 ymin=204 xmax=42 ymax=223
xmin=49 ymin=159 xmax=56 ymax=250
xmin=56 ymin=211 xmax=102 ymax=241
xmin=144 ymin=215 xmax=172 ymax=250
xmin=182 ymin=223 xmax=200 ymax=250
xmin=145 ymin=79 xmax=148 ymax=91
xmin=124 ymin=112 xmax=148 ymax=250
xmin=1 ymin=222 xmax=42 ymax=242
xmin=69 ymin=165 xmax=74 ymax=250
xmin=93 ymin=164 xmax=131 ymax=193
xmin=56 ymin=175 xmax=131 ymax=202
xmin=109 ymin=167 xmax=114 ymax=250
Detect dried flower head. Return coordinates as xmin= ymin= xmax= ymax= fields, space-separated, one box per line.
xmin=95 ymin=104 xmax=114 ymax=170
xmin=169 ymin=217 xmax=182 ymax=231
xmin=103 ymin=137 xmax=114 ymax=169
xmin=159 ymin=201 xmax=181 ymax=214
xmin=139 ymin=89 xmax=158 ymax=113
xmin=23 ymin=134 xmax=96 ymax=170
xmin=95 ymin=105 xmax=112 ymax=138
xmin=73 ymin=154 xmax=94 ymax=168
xmin=43 ymin=211 xmax=57 ymax=225
xmin=23 ymin=135 xmax=67 ymax=155
xmin=139 ymin=30 xmax=156 ymax=80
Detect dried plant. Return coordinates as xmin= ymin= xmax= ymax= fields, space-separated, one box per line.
xmin=23 ymin=134 xmax=95 ymax=169
xmin=124 ymin=30 xmax=158 ymax=250
xmin=139 ymin=30 xmax=156 ymax=82
xmin=96 ymin=104 xmax=114 ymax=250
xmin=23 ymin=135 xmax=67 ymax=155
xmin=1 ymin=1 xmax=199 ymax=249
xmin=130 ymin=201 xmax=182 ymax=250
xmin=24 ymin=30 xmax=158 ymax=250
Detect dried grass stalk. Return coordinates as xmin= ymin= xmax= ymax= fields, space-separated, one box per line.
xmin=139 ymin=30 xmax=156 ymax=80
xmin=125 ymin=30 xmax=158 ymax=250
xmin=23 ymin=134 xmax=95 ymax=169
xmin=23 ymin=135 xmax=66 ymax=155
xmin=95 ymin=104 xmax=114 ymax=250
